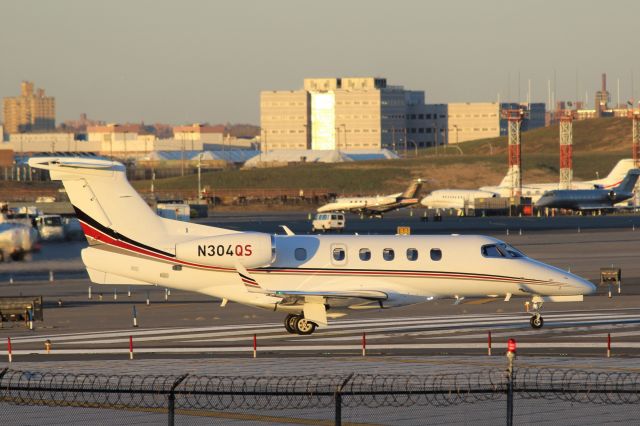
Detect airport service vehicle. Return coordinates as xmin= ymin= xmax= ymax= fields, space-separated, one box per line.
xmin=421 ymin=189 xmax=497 ymax=210
xmin=536 ymin=169 xmax=640 ymax=211
xmin=157 ymin=203 xmax=190 ymax=222
xmin=29 ymin=157 xmax=596 ymax=335
xmin=311 ymin=213 xmax=345 ymax=233
xmin=317 ymin=179 xmax=423 ymax=218
xmin=0 ymin=221 xmax=38 ymax=261
xmin=35 ymin=214 xmax=65 ymax=240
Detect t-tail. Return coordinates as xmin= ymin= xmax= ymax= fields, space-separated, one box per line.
xmin=613 ymin=169 xmax=640 ymax=194
xmin=400 ymin=179 xmax=423 ymax=199
xmin=593 ymin=159 xmax=636 ymax=189
xmin=28 ymin=157 xmax=173 ymax=251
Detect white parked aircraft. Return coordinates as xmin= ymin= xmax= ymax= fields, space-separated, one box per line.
xmin=480 ymin=159 xmax=637 ymax=203
xmin=422 ymin=159 xmax=636 ymax=209
xmin=317 ymin=179 xmax=423 ymax=217
xmin=29 ymin=157 xmax=596 ymax=334
xmin=421 ymin=189 xmax=497 ymax=210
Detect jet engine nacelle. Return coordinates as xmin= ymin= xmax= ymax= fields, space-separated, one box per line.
xmin=175 ymin=232 xmax=274 ymax=268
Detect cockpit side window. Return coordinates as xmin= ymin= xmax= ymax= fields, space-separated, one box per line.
xmin=482 ymin=243 xmax=525 ymax=258
xmin=481 ymin=244 xmax=505 ymax=258
xmin=500 ymin=243 xmax=525 ymax=258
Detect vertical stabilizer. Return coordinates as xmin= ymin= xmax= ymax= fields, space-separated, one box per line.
xmin=28 ymin=157 xmax=172 ymax=253
xmin=593 ymin=159 xmax=636 ymax=188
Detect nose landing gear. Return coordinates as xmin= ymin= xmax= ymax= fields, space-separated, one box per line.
xmin=529 ymin=299 xmax=544 ymax=329
xmin=529 ymin=313 xmax=544 ymax=329
xmin=284 ymin=313 xmax=318 ymax=335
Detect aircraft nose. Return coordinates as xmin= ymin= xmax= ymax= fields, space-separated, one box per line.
xmin=567 ymin=273 xmax=597 ymax=295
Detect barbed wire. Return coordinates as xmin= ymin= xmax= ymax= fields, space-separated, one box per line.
xmin=1 ymin=368 xmax=639 ymax=410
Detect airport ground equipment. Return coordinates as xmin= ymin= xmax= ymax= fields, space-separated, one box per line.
xmin=0 ymin=296 xmax=43 ymax=323
xmin=600 ymin=267 xmax=621 ymax=298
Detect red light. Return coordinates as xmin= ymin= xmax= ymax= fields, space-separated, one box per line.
xmin=507 ymin=338 xmax=517 ymax=353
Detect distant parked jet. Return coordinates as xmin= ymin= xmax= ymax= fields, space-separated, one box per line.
xmin=536 ymin=169 xmax=640 ymax=211
xmin=317 ymin=179 xmax=423 ymax=218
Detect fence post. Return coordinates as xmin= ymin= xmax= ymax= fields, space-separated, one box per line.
xmin=334 ymin=373 xmax=354 ymax=426
xmin=167 ymin=374 xmax=188 ymax=426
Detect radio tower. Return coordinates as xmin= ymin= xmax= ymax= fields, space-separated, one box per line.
xmin=559 ymin=112 xmax=574 ymax=190
xmin=502 ymin=108 xmax=526 ymax=197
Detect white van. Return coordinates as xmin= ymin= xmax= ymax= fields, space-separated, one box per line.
xmin=35 ymin=215 xmax=65 ymax=240
xmin=312 ymin=213 xmax=345 ymax=233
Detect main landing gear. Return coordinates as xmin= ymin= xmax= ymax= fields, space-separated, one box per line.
xmin=284 ymin=313 xmax=317 ymax=335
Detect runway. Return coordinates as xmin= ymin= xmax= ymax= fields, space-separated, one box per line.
xmin=5 ymin=304 xmax=640 ymax=358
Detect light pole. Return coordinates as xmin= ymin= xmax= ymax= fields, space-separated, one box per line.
xmin=180 ymin=134 xmax=185 ymax=177
xmin=453 ymin=124 xmax=459 ymax=146
xmin=407 ymin=139 xmax=418 ymax=157
xmin=123 ymin=130 xmax=128 ymax=160
xmin=403 ymin=128 xmax=408 ymax=158
xmin=197 ymin=152 xmax=203 ymax=199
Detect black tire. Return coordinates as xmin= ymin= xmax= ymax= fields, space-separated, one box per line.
xmin=284 ymin=314 xmax=299 ymax=334
xmin=295 ymin=317 xmax=317 ymax=335
xmin=530 ymin=315 xmax=544 ymax=329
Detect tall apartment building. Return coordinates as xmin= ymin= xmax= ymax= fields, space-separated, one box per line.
xmin=3 ymin=81 xmax=56 ymax=133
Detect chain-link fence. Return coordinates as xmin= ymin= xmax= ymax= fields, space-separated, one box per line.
xmin=1 ymin=367 xmax=640 ymax=425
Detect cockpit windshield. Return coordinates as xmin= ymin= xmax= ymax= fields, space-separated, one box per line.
xmin=481 ymin=243 xmax=525 ymax=258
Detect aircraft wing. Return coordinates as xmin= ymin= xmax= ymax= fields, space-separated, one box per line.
xmin=360 ymin=198 xmax=420 ymax=214
xmin=272 ymin=289 xmax=388 ymax=300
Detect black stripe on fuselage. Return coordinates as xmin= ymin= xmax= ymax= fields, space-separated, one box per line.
xmin=73 ymin=205 xmax=175 ymax=258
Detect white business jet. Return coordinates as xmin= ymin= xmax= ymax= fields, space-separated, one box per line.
xmin=480 ymin=159 xmax=636 ymax=203
xmin=317 ymin=179 xmax=423 ymax=218
xmin=29 ymin=157 xmax=596 ymax=335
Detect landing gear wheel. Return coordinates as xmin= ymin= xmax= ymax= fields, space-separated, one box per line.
xmin=295 ymin=317 xmax=317 ymax=335
xmin=530 ymin=314 xmax=544 ymax=329
xmin=284 ymin=314 xmax=299 ymax=334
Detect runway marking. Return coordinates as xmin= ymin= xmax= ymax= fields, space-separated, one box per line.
xmin=51 ymin=312 xmax=638 ymax=345
xmin=11 ymin=341 xmax=640 ymax=356
xmin=30 ymin=312 xmax=640 ymax=347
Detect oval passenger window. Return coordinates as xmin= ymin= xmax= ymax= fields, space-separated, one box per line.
xmin=359 ymin=248 xmax=371 ymax=261
xmin=295 ymin=248 xmax=307 ymax=261
xmin=430 ymin=248 xmax=442 ymax=261
xmin=406 ymin=248 xmax=418 ymax=261
xmin=383 ymin=248 xmax=395 ymax=261
xmin=333 ymin=248 xmax=346 ymax=261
